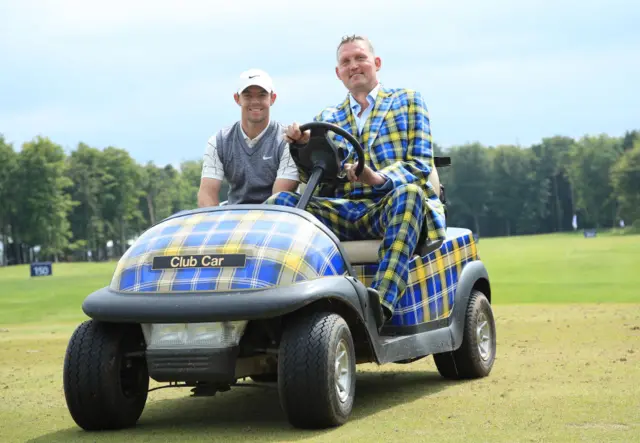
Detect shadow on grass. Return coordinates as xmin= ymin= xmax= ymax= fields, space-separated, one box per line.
xmin=29 ymin=369 xmax=467 ymax=442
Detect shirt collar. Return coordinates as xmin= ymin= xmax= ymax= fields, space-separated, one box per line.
xmin=240 ymin=120 xmax=271 ymax=142
xmin=349 ymin=83 xmax=381 ymax=113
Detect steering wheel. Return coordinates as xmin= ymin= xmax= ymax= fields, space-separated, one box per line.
xmin=288 ymin=121 xmax=365 ymax=184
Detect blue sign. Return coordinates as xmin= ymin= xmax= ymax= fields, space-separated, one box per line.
xmin=583 ymin=229 xmax=597 ymax=238
xmin=30 ymin=262 xmax=52 ymax=277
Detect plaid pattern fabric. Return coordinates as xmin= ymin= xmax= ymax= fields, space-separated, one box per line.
xmin=110 ymin=209 xmax=347 ymax=293
xmin=266 ymin=183 xmax=427 ymax=312
xmin=299 ymin=86 xmax=446 ymax=239
xmin=314 ymin=85 xmax=446 ymax=254
xmin=270 ymin=86 xmax=447 ymax=313
xmin=353 ymin=229 xmax=478 ymax=326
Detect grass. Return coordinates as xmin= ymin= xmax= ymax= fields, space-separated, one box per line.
xmin=0 ymin=261 xmax=116 ymax=325
xmin=477 ymin=231 xmax=639 ymax=303
xmin=0 ymin=232 xmax=639 ymax=442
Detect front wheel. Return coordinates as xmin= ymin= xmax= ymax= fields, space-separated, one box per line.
xmin=277 ymin=311 xmax=356 ymax=429
xmin=63 ymin=320 xmax=149 ymax=430
xmin=433 ymin=289 xmax=496 ymax=379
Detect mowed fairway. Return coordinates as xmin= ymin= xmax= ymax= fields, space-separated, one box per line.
xmin=1 ymin=232 xmax=639 ymax=442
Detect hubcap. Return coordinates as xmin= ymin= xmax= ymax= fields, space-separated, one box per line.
xmin=476 ymin=311 xmax=492 ymax=361
xmin=334 ymin=339 xmax=351 ymax=402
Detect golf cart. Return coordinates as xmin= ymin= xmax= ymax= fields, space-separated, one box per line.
xmin=63 ymin=121 xmax=496 ymax=431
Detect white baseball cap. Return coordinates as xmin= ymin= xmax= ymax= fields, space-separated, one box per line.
xmin=237 ymin=68 xmax=274 ymax=94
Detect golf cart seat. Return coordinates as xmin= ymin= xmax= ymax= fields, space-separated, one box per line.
xmin=341 ymin=230 xmax=442 ymax=265
xmin=298 ymin=157 xmax=450 ymax=264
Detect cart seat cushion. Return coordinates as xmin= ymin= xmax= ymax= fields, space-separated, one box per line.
xmin=341 ymin=240 xmax=381 ymax=264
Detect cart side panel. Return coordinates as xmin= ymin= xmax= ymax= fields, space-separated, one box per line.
xmin=352 ymin=227 xmax=478 ymax=327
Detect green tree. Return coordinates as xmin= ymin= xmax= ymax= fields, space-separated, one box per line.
xmin=566 ymin=134 xmax=622 ymax=228
xmin=0 ymin=135 xmax=17 ymax=265
xmin=445 ymin=142 xmax=492 ymax=235
xmin=140 ymin=162 xmax=174 ymax=226
xmin=66 ymin=143 xmax=111 ymax=260
xmin=622 ymin=130 xmax=639 ymax=151
xmin=12 ymin=136 xmax=75 ymax=261
xmin=530 ymin=136 xmax=576 ymax=233
xmin=178 ymin=160 xmax=204 ymax=209
xmin=487 ymin=145 xmax=549 ymax=236
xmin=611 ymin=140 xmax=640 ymax=225
xmin=101 ymin=147 xmax=144 ymax=257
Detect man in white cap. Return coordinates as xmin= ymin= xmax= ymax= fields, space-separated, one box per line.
xmin=197 ymin=68 xmax=299 ymax=207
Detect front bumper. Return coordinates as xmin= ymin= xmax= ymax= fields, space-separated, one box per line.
xmin=82 ymin=276 xmax=367 ymax=323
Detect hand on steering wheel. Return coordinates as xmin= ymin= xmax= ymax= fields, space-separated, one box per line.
xmin=285 ymin=121 xmax=365 ymax=183
xmin=344 ymin=163 xmax=387 ymax=187
xmin=284 ymin=122 xmax=310 ymax=145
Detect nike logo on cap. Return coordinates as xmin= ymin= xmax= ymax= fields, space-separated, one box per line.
xmin=249 ymin=75 xmax=259 ymax=78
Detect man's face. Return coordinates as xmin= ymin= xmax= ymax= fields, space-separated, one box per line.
xmin=335 ymin=40 xmax=381 ymax=94
xmin=234 ymin=85 xmax=276 ymax=124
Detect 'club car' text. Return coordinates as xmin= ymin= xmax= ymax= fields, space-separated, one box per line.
xmin=151 ymin=254 xmax=246 ymax=270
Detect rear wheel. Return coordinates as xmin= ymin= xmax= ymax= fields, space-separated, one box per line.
xmin=277 ymin=311 xmax=356 ymax=429
xmin=433 ymin=290 xmax=496 ymax=379
xmin=63 ymin=320 xmax=149 ymax=430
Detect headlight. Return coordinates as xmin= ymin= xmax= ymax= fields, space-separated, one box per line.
xmin=142 ymin=321 xmax=247 ymax=349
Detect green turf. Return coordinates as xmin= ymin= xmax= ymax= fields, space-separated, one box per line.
xmin=1 ymin=304 xmax=638 ymax=442
xmin=0 ymin=261 xmax=116 ymax=325
xmin=478 ymin=232 xmax=639 ymax=304
xmin=0 ymin=232 xmax=638 ymax=325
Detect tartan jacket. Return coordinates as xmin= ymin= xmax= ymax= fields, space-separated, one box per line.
xmin=309 ymin=85 xmax=444 ymax=215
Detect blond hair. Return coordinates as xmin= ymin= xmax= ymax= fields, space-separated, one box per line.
xmin=336 ymin=34 xmax=375 ymax=59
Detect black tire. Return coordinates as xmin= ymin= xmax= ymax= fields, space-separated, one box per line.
xmin=433 ymin=289 xmax=496 ymax=379
xmin=63 ymin=319 xmax=149 ymax=430
xmin=277 ymin=311 xmax=356 ymax=429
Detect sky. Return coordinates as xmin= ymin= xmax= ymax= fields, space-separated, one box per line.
xmin=1 ymin=0 xmax=639 ymax=168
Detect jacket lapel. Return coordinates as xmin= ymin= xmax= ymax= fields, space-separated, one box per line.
xmin=327 ymin=87 xmax=394 ymax=163
xmin=362 ymin=86 xmax=394 ymax=150
xmin=334 ymin=95 xmax=358 ymax=137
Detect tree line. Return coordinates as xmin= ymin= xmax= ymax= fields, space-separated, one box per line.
xmin=0 ymin=130 xmax=639 ymax=265
xmin=434 ymin=131 xmax=640 ymax=238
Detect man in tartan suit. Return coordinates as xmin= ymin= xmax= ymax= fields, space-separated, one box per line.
xmin=267 ymin=35 xmax=447 ymax=323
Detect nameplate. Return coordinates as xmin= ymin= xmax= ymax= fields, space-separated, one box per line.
xmin=152 ymin=254 xmax=246 ymax=270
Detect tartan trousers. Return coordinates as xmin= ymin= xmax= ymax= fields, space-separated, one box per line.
xmin=265 ymin=183 xmax=430 ymax=312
